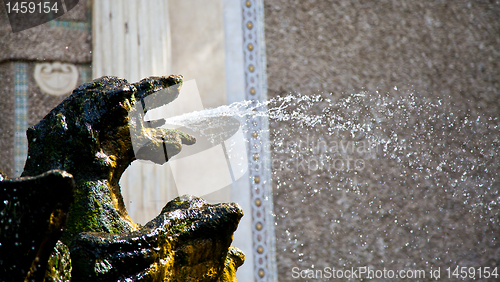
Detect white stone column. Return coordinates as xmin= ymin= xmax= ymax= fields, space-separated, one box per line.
xmin=92 ymin=0 xmax=174 ymax=224
xmin=233 ymin=0 xmax=278 ymax=281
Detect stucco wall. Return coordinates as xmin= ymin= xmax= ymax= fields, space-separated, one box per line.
xmin=264 ymin=0 xmax=500 ymax=280
xmin=0 ymin=0 xmax=91 ymax=177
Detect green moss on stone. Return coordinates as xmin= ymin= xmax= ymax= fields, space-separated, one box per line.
xmin=17 ymin=75 xmax=243 ymax=281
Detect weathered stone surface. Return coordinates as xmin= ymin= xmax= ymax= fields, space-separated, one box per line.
xmin=71 ymin=195 xmax=243 ymax=281
xmin=21 ymin=75 xmax=195 ymax=245
xmin=12 ymin=75 xmax=243 ymax=280
xmin=218 ymin=247 xmax=245 ymax=282
xmin=0 ymin=170 xmax=74 ymax=281
xmin=45 ymin=241 xmax=72 ymax=282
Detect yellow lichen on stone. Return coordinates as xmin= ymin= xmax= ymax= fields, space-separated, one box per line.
xmin=218 ymin=247 xmax=245 ymax=282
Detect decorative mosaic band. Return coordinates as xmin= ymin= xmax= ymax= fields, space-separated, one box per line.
xmin=14 ymin=63 xmax=29 ymax=177
xmin=49 ymin=0 xmax=92 ymax=32
xmin=78 ymin=65 xmax=92 ymax=84
xmin=49 ymin=20 xmax=90 ymax=32
xmin=242 ymin=1 xmax=278 ymax=281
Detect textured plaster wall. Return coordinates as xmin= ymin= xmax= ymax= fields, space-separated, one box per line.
xmin=0 ymin=61 xmax=91 ymax=177
xmin=0 ymin=0 xmax=91 ymax=63
xmin=264 ymin=0 xmax=500 ymax=280
xmin=0 ymin=0 xmax=91 ymax=177
xmin=0 ymin=63 xmax=14 ymax=176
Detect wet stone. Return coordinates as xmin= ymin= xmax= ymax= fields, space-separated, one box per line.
xmin=0 ymin=170 xmax=75 ymax=281
xmin=71 ymin=195 xmax=244 ymax=282
xmin=1 ymin=76 xmax=244 ymax=281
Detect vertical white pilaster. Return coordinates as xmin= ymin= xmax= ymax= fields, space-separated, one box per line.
xmin=239 ymin=0 xmax=277 ymax=281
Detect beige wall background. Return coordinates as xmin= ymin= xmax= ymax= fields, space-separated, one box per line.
xmin=167 ymin=0 xmax=230 ymax=205
xmin=169 ymin=1 xmax=227 ymax=109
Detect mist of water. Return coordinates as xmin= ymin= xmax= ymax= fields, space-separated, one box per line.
xmin=163 ymin=90 xmax=500 ymax=270
xmin=164 ymin=90 xmax=499 ymax=216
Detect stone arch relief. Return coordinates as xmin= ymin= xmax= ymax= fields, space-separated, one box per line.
xmin=34 ymin=62 xmax=79 ymax=96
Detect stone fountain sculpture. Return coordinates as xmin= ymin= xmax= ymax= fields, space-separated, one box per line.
xmin=0 ymin=76 xmax=244 ymax=281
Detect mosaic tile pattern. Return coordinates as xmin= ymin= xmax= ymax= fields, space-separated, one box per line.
xmin=14 ymin=63 xmax=28 ymax=177
xmin=49 ymin=20 xmax=90 ymax=32
xmin=78 ymin=64 xmax=91 ymax=84
xmin=242 ymin=1 xmax=278 ymax=281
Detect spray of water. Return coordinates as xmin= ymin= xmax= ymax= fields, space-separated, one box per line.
xmin=164 ymin=90 xmax=499 ymax=209
xmin=164 ymin=90 xmax=500 ymax=270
